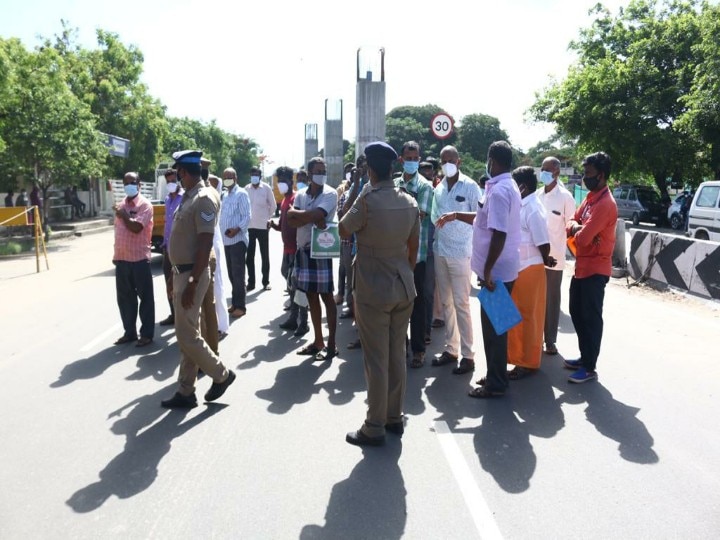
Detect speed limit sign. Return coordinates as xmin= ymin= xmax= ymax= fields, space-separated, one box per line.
xmin=430 ymin=112 xmax=454 ymax=140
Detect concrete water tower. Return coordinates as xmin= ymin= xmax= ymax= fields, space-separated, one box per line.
xmin=324 ymin=98 xmax=344 ymax=187
xmin=304 ymin=123 xmax=318 ymax=168
xmin=355 ymin=48 xmax=386 ymax=159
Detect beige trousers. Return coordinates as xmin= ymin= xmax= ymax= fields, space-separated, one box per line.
xmin=434 ymin=255 xmax=474 ymax=359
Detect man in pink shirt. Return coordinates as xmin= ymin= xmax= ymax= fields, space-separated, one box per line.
xmin=112 ymin=172 xmax=155 ymax=347
xmin=564 ymin=152 xmax=618 ymax=383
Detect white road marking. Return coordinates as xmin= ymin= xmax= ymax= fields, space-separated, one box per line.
xmin=434 ymin=420 xmax=503 ymax=540
xmin=80 ymin=323 xmax=122 ymax=352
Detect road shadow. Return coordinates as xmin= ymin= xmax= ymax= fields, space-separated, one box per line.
xmin=300 ymin=440 xmax=406 ymax=540
xmin=255 ymin=357 xmax=332 ymax=414
xmin=126 ymin=329 xmax=180 ymax=382
xmin=559 ymin=378 xmax=659 ymax=464
xmin=50 ymin=332 xmax=177 ymax=388
xmin=319 ymin=350 xmax=365 ymax=406
xmin=236 ymin=314 xmax=302 ymax=370
xmin=66 ymin=385 xmax=227 ymax=513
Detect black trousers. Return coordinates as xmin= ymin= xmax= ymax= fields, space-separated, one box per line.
xmin=410 ymin=261 xmax=426 ymax=353
xmin=115 ymin=260 xmax=155 ymax=340
xmin=569 ymin=274 xmax=609 ymax=372
xmin=480 ymin=280 xmax=514 ymax=392
xmin=225 ymin=241 xmax=247 ymax=310
xmin=247 ymin=228 xmax=270 ymax=287
xmin=161 ymin=249 xmax=174 ymax=316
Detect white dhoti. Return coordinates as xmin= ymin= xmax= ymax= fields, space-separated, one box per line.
xmin=213 ymin=224 xmax=230 ymax=333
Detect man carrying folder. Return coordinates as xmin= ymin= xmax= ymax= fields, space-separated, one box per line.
xmin=437 ymin=141 xmax=521 ymax=398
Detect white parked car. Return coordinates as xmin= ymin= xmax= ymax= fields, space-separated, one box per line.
xmin=687 ymin=181 xmax=720 ymax=241
xmin=667 ymin=192 xmax=693 ymax=230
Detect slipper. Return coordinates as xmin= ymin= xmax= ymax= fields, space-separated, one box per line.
xmin=468 ymin=386 xmax=505 ymax=399
xmin=347 ymin=339 xmax=362 ymax=350
xmin=475 ymin=377 xmax=487 ymax=386
xmin=409 ymin=357 xmax=424 ymax=369
xmin=135 ymin=337 xmax=153 ymax=348
xmin=314 ymin=347 xmax=339 ymax=362
xmin=431 ymin=351 xmax=458 ymax=367
xmin=114 ymin=335 xmax=137 ymax=345
xmin=544 ymin=344 xmax=558 ymax=355
xmin=508 ymin=366 xmax=536 ymax=380
xmin=297 ymin=344 xmax=322 ymax=356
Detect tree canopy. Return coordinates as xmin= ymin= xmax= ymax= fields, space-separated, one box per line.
xmin=531 ymin=0 xmax=720 ymax=191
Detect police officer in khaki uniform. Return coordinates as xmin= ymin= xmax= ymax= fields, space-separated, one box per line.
xmin=161 ymin=150 xmax=236 ymax=409
xmin=339 ymin=142 xmax=420 ymax=447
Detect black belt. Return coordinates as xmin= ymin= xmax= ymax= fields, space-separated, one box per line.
xmin=172 ymin=264 xmax=194 ymax=274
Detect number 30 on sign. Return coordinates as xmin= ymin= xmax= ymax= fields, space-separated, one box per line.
xmin=430 ymin=112 xmax=454 ymax=140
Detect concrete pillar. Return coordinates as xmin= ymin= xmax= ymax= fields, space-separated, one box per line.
xmin=355 ymin=48 xmax=386 ymax=159
xmin=324 ymin=99 xmax=343 ymax=188
xmin=304 ymin=123 xmax=318 ymax=168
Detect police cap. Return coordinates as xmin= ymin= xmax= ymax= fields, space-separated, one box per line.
xmin=171 ymin=150 xmax=203 ymax=169
xmin=364 ymin=141 xmax=398 ymax=162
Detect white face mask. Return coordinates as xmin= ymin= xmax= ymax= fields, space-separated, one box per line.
xmin=166 ymin=182 xmax=178 ymax=194
xmin=223 ymin=178 xmax=235 ymax=188
xmin=345 ymin=172 xmax=352 ymax=181
xmin=250 ymin=176 xmax=261 ymax=185
xmin=296 ymin=182 xmax=307 ymax=191
xmin=442 ymin=162 xmax=458 ymax=178
xmin=312 ymin=174 xmax=327 ymax=186
xmin=539 ymin=170 xmax=554 ymax=185
xmin=278 ymin=183 xmax=289 ymax=195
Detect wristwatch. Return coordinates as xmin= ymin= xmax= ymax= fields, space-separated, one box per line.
xmin=188 ymin=275 xmax=196 ymax=284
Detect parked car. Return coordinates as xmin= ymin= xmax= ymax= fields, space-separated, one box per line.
xmin=687 ymin=180 xmax=720 ymax=241
xmin=612 ymin=185 xmax=665 ymax=226
xmin=667 ymin=192 xmax=693 ymax=230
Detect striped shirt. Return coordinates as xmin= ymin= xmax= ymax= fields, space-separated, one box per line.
xmin=113 ymin=193 xmax=153 ymax=262
xmin=396 ymin=172 xmax=433 ymax=262
xmin=219 ymin=184 xmax=251 ymax=246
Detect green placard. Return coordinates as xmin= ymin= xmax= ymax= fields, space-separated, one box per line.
xmin=310 ymin=222 xmax=340 ymax=258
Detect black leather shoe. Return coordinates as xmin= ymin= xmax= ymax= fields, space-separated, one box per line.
xmin=205 ymin=370 xmax=236 ymax=402
xmin=293 ymin=324 xmax=310 ymax=336
xmin=453 ymin=358 xmax=475 ymax=375
xmin=247 ymin=283 xmax=255 ymax=291
xmin=346 ymin=430 xmax=385 ymax=447
xmin=339 ymin=310 xmax=354 ymax=319
xmin=159 ymin=315 xmax=174 ymax=326
xmin=279 ymin=319 xmax=298 ymax=330
xmin=385 ymin=422 xmax=404 ymax=436
xmin=161 ymin=392 xmax=197 ymax=409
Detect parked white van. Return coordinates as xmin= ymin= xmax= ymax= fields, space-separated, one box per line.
xmin=687 ymin=180 xmax=720 ymax=241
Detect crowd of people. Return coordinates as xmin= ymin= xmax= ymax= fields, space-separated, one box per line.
xmin=110 ymin=141 xmax=618 ymax=446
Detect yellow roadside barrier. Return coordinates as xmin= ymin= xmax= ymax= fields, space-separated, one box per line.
xmin=0 ymin=206 xmax=49 ymax=272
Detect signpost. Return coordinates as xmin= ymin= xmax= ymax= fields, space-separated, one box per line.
xmin=430 ymin=112 xmax=454 ymax=140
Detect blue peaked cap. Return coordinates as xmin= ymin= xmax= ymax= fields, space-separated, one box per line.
xmin=172 ymin=150 xmax=203 ymax=167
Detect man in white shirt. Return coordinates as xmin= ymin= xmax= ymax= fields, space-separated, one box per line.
xmin=536 ymin=156 xmax=576 ymax=355
xmin=220 ymin=168 xmax=251 ymax=318
xmin=430 ymin=145 xmax=481 ymax=375
xmin=246 ymin=166 xmax=276 ymax=291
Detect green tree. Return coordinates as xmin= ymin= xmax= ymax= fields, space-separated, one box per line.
xmin=456 ymin=113 xmax=509 ymax=161
xmin=530 ymin=0 xmax=709 ymax=193
xmin=386 ymin=104 xmax=456 ymax=158
xmin=0 ymin=39 xmax=106 ymax=220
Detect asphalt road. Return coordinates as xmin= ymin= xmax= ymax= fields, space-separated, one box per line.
xmin=1 ymin=230 xmax=718 ymax=539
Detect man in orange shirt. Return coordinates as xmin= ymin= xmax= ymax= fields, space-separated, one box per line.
xmin=112 ymin=172 xmax=155 ymax=347
xmin=564 ymin=152 xmax=617 ymax=383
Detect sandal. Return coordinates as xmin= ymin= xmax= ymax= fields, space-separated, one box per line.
xmin=114 ymin=335 xmax=137 ymax=345
xmin=313 ymin=347 xmax=339 ymax=362
xmin=544 ymin=344 xmax=558 ymax=355
xmin=508 ymin=366 xmax=536 ymax=380
xmin=347 ymin=339 xmax=362 ymax=350
xmin=475 ymin=377 xmax=487 ymax=386
xmin=409 ymin=357 xmax=424 ymax=369
xmin=468 ymin=386 xmax=505 ymax=399
xmin=297 ymin=344 xmax=321 ymax=356
xmin=431 ymin=351 xmax=458 ymax=367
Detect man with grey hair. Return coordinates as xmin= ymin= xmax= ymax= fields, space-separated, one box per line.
xmin=220 ymin=167 xmax=252 ymax=318
xmin=431 ymin=145 xmax=481 ymax=375
xmin=536 ymin=156 xmax=576 ymax=355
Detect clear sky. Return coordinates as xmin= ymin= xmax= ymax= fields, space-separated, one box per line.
xmin=1 ymin=0 xmax=628 ymax=169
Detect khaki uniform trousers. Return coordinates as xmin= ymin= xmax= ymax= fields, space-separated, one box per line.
xmin=355 ymin=298 xmax=414 ymax=437
xmin=173 ymin=267 xmax=227 ymax=396
xmin=200 ymin=257 xmax=219 ymax=355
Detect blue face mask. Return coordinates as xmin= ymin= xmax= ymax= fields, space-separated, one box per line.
xmin=124 ymin=184 xmax=139 ymax=198
xmin=539 ymin=171 xmax=554 ymax=185
xmin=403 ymin=160 xmax=420 ymax=174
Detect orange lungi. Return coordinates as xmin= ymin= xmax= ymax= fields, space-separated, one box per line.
xmin=508 ymin=263 xmax=546 ymax=369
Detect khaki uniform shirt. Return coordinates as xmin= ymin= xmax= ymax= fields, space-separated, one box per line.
xmin=168 ymin=182 xmax=220 ymax=266
xmin=340 ymin=179 xmax=420 ymax=304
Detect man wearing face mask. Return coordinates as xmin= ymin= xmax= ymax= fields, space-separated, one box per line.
xmin=396 ymin=141 xmax=434 ymax=368
xmin=287 ymin=157 xmax=339 ymax=361
xmin=112 ymin=172 xmax=155 ymax=347
xmin=220 ymin=167 xmax=252 ymax=319
xmin=159 ymin=169 xmax=184 ymax=326
xmin=430 ymin=145 xmax=481 ymax=375
xmin=246 ymin=166 xmax=276 ymax=291
xmin=564 ymin=152 xmax=617 ymax=383
xmin=536 ymin=156 xmax=576 ymax=356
